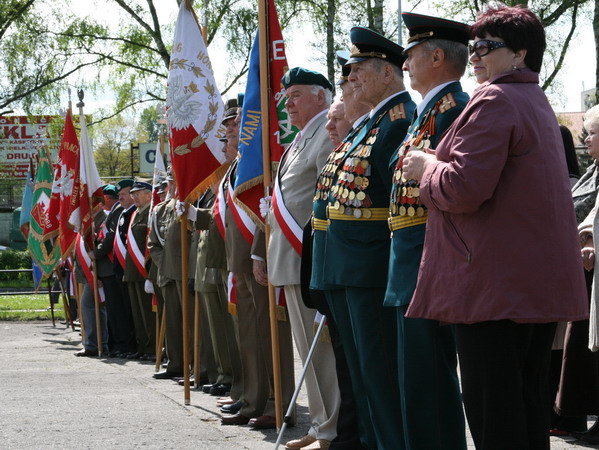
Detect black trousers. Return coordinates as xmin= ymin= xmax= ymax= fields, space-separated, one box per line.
xmin=456 ymin=320 xmax=556 ymax=450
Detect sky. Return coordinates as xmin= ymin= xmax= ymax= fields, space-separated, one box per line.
xmin=68 ymin=0 xmax=597 ymax=115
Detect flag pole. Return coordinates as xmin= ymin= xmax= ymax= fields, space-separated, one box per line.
xmin=55 ymin=267 xmax=75 ymax=330
xmin=46 ymin=277 xmax=56 ymax=327
xmin=258 ymin=0 xmax=283 ymax=429
xmin=180 ymin=203 xmax=191 ymax=405
xmin=77 ymin=90 xmax=104 ymax=358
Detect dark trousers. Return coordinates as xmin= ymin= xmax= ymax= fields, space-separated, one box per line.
xmin=327 ymin=287 xmax=403 ymax=450
xmin=397 ymin=307 xmax=466 ymax=450
xmin=456 ymin=320 xmax=557 ymax=450
xmin=103 ymin=275 xmax=136 ymax=353
xmin=311 ymin=291 xmax=364 ymax=450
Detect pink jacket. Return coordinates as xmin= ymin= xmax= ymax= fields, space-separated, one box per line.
xmin=405 ymin=69 xmax=588 ymax=324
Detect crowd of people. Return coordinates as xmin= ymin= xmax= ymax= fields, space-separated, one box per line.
xmin=63 ymin=5 xmax=599 ymax=450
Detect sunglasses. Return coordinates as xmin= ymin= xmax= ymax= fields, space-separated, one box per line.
xmin=468 ymin=40 xmax=508 ymax=57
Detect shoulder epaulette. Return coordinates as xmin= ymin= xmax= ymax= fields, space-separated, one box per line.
xmin=438 ymin=93 xmax=457 ymax=114
xmin=388 ymin=103 xmax=407 ymax=122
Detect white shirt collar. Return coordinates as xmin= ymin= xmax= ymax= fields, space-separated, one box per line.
xmin=416 ymin=81 xmax=457 ymax=116
xmin=369 ymin=90 xmax=407 ymax=118
xmin=353 ymin=113 xmax=369 ymax=129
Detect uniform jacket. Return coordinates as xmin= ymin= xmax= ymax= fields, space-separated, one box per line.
xmin=385 ymin=81 xmax=469 ymax=307
xmin=94 ymin=202 xmax=122 ymax=260
xmin=322 ymin=91 xmax=415 ymax=288
xmin=406 ymin=69 xmax=588 ymax=324
xmin=123 ymin=203 xmax=150 ymax=282
xmin=74 ymin=210 xmax=109 ymax=283
xmin=148 ymin=200 xmax=168 ymax=287
xmin=260 ymin=111 xmax=332 ymax=286
xmin=224 ymin=160 xmax=254 ymax=274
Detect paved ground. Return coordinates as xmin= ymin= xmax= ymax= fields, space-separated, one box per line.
xmin=0 ymin=321 xmax=595 ymax=449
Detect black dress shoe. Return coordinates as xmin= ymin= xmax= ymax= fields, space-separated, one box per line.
xmin=202 ymin=382 xmax=217 ymax=393
xmin=126 ymin=352 xmax=142 ymax=359
xmin=221 ymin=413 xmax=250 ymax=425
xmin=220 ymin=400 xmax=242 ymax=414
xmin=152 ymin=371 xmax=183 ymax=380
xmin=576 ymin=431 xmax=599 ymax=444
xmin=210 ymin=383 xmax=231 ymax=396
xmin=75 ymin=349 xmax=98 ymax=357
xmin=140 ymin=354 xmax=156 ymax=362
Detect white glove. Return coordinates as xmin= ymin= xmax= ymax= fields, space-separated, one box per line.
xmin=186 ymin=204 xmax=197 ymax=222
xmin=144 ymin=280 xmax=154 ymax=294
xmin=175 ymin=200 xmax=185 ymax=217
xmin=259 ymin=196 xmax=272 ymax=218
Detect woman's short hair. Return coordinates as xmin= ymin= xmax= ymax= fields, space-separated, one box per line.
xmin=471 ymin=5 xmax=546 ymax=73
xmin=559 ymin=125 xmax=581 ymax=178
xmin=583 ymin=105 xmax=599 ymax=132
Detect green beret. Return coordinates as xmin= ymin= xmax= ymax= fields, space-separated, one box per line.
xmin=336 ymin=50 xmax=351 ymax=86
xmin=116 ymin=179 xmax=134 ymax=192
xmin=402 ymin=13 xmax=470 ymax=52
xmin=102 ymin=184 xmax=118 ymax=197
xmin=282 ymin=67 xmax=333 ymax=91
xmin=347 ymin=26 xmax=406 ymax=67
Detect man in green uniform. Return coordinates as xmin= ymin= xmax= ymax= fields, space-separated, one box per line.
xmin=384 ymin=13 xmax=471 ymax=450
xmin=123 ymin=181 xmax=156 ymax=361
xmin=317 ymin=27 xmax=415 ymax=449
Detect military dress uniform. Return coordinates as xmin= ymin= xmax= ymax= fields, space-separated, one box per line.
xmin=123 ymin=199 xmax=156 ymax=358
xmin=383 ymin=14 xmax=471 ymax=450
xmin=317 ymin=27 xmax=416 ymax=450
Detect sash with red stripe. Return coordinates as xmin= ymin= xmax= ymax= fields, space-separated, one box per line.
xmin=75 ymin=234 xmax=105 ymax=303
xmin=227 ymin=188 xmax=255 ymax=244
xmin=271 ymin=176 xmax=303 ymax=256
xmin=126 ymin=210 xmax=148 ymax=277
xmin=98 ymin=223 xmax=114 ymax=263
xmin=213 ymin=176 xmax=227 ymax=240
xmin=113 ymin=222 xmax=127 ymax=269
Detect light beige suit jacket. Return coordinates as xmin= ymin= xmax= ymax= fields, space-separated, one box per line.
xmin=260 ymin=111 xmax=332 ymax=286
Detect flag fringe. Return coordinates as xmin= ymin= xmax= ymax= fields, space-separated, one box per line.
xmin=184 ymin=163 xmax=230 ymax=204
xmin=232 ymin=176 xmax=266 ymax=231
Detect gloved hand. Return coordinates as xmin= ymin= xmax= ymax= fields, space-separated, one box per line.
xmin=175 ymin=200 xmax=197 ymax=222
xmin=259 ymin=196 xmax=272 ymax=218
xmin=144 ymin=280 xmax=154 ymax=294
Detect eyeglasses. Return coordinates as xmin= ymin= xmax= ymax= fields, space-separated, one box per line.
xmin=469 ymin=40 xmax=508 ymax=57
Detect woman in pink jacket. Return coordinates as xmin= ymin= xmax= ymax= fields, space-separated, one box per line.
xmin=402 ymin=6 xmax=588 ymax=450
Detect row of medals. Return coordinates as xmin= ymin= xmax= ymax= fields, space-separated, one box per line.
xmin=390 ymin=134 xmax=430 ymax=218
xmin=320 ymin=129 xmax=378 ymax=219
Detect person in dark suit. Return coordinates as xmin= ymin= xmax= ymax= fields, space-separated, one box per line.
xmin=123 ymin=181 xmax=156 ymax=361
xmin=316 ymin=27 xmax=415 ymax=449
xmin=384 ymin=13 xmax=471 ymax=450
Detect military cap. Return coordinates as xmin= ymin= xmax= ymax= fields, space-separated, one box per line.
xmin=282 ymin=67 xmax=333 ymax=91
xmin=116 ymin=179 xmax=134 ymax=192
xmin=237 ymin=92 xmax=245 ymax=108
xmin=157 ymin=180 xmax=168 ymax=195
xmin=402 ymin=12 xmax=470 ymax=52
xmin=130 ymin=180 xmax=152 ymax=193
xmin=102 ymin=184 xmax=118 ymax=197
xmin=336 ymin=50 xmax=351 ymax=86
xmin=347 ymin=26 xmax=406 ymax=67
xmin=222 ymin=98 xmax=238 ymax=123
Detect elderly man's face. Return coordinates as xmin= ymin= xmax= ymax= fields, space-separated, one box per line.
xmin=131 ymin=189 xmax=152 ymax=208
xmin=348 ymin=59 xmax=388 ymax=106
xmin=402 ymin=44 xmax=434 ymax=96
xmin=325 ymin=100 xmax=351 ymax=147
xmin=284 ymin=84 xmax=324 ymax=130
xmin=224 ymin=116 xmax=239 ymax=149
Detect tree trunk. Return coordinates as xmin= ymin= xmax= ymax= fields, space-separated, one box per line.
xmin=326 ymin=0 xmax=336 ymax=96
xmin=595 ymin=0 xmax=599 ymax=105
xmin=373 ymin=0 xmax=384 ymax=34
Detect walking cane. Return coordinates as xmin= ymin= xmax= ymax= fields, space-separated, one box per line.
xmin=274 ymin=314 xmax=327 ymax=449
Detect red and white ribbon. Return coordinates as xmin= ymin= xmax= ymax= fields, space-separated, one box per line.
xmin=126 ymin=210 xmax=147 ymax=277
xmin=271 ymin=176 xmax=303 ymax=256
xmin=213 ymin=176 xmax=227 ymax=240
xmin=75 ymin=234 xmax=105 ymax=303
xmin=227 ymin=188 xmax=255 ymax=244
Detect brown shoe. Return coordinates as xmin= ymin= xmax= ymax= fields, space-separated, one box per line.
xmin=302 ymin=440 xmax=331 ymax=450
xmin=285 ymin=434 xmax=317 ymax=449
xmin=221 ymin=413 xmax=250 ymax=425
xmin=248 ymin=415 xmax=276 ymax=429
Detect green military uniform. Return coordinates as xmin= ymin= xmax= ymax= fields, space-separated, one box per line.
xmin=316 ymin=26 xmax=416 ymax=449
xmin=384 ymin=13 xmax=471 ymax=450
xmin=123 ymin=194 xmax=155 ymax=358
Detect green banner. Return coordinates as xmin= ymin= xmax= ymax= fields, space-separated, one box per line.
xmin=28 ymin=147 xmax=60 ymax=277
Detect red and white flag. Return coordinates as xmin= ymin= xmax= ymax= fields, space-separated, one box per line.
xmin=68 ymin=111 xmax=103 ymax=241
xmin=167 ymin=1 xmax=226 ymax=203
xmin=44 ymin=111 xmax=79 ymax=258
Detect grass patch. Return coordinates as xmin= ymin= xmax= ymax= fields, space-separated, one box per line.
xmin=0 ymin=294 xmax=66 ymax=321
xmin=0 ymin=279 xmax=34 ymax=289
